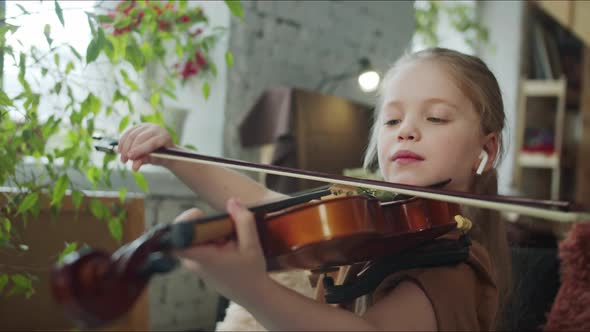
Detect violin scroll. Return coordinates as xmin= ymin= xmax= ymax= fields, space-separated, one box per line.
xmin=50 ymin=225 xmax=183 ymax=328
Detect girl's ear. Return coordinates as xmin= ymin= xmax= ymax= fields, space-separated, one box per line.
xmin=475 ymin=133 xmax=499 ymax=173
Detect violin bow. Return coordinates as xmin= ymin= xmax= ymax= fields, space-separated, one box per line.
xmin=93 ymin=136 xmax=589 ymax=223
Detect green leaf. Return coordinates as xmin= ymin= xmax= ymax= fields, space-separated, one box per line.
xmin=43 ymin=24 xmax=53 ymax=46
xmin=150 ymin=91 xmax=160 ymax=109
xmin=86 ymin=37 xmax=101 ymax=64
xmin=51 ymin=175 xmax=69 ymax=206
xmin=58 ymin=242 xmax=78 ymax=264
xmin=133 ymin=172 xmax=149 ymax=192
xmin=161 ymin=88 xmax=176 ymax=100
xmin=72 ymin=190 xmax=83 ymax=209
xmin=120 ymin=69 xmax=139 ymax=91
xmin=68 ymin=45 xmax=82 ymax=61
xmin=65 ymin=61 xmax=75 ymax=74
xmin=89 ymin=199 xmax=106 ymax=219
xmin=86 ymin=167 xmax=100 ymax=188
xmin=2 ymin=219 xmax=10 ymax=233
xmin=0 ymin=89 xmax=14 ymax=107
xmin=17 ymin=193 xmax=39 ymax=215
xmin=86 ymin=11 xmax=96 ymax=35
xmin=225 ymin=50 xmax=234 ymax=68
xmin=96 ymin=14 xmax=115 ymax=24
xmin=86 ymin=29 xmax=106 ymax=65
xmin=118 ymin=187 xmax=127 ymax=203
xmin=11 ymin=274 xmax=30 ymax=288
xmin=208 ymin=62 xmax=218 ymax=77
xmin=54 ymin=0 xmax=65 ymax=27
xmin=125 ymin=42 xmax=145 ymax=71
xmin=202 ymin=81 xmax=210 ymax=100
xmin=118 ymin=115 xmax=130 ymax=133
xmin=108 ymin=218 xmax=123 ymax=242
xmin=225 ymin=0 xmax=244 ymax=18
xmin=80 ymin=93 xmax=101 ymax=116
xmin=15 ymin=4 xmax=30 ymax=15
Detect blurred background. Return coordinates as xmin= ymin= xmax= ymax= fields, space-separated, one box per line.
xmin=1 ymin=0 xmax=588 ymax=331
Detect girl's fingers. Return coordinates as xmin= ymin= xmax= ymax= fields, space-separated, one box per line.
xmin=131 ymin=157 xmax=149 ymax=171
xmin=226 ymin=198 xmax=261 ymax=252
xmin=128 ymin=133 xmax=169 ymax=159
xmin=126 ymin=127 xmax=157 ymax=158
xmin=119 ymin=125 xmax=144 ymax=162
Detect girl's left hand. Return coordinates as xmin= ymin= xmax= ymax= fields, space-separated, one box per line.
xmin=173 ymin=198 xmax=271 ymax=303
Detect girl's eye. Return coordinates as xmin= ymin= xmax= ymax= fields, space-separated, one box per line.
xmin=384 ymin=119 xmax=401 ymax=126
xmin=427 ymin=117 xmax=446 ymax=123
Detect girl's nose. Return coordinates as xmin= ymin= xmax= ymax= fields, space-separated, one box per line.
xmin=397 ymin=120 xmax=420 ymax=141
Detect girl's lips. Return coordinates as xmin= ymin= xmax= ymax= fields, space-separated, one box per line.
xmin=391 ymin=150 xmax=425 ymax=165
xmin=394 ymin=157 xmax=424 ymax=165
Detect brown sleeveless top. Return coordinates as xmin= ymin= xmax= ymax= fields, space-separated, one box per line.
xmin=313 ymin=236 xmax=498 ymax=331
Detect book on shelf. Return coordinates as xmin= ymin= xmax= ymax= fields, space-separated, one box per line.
xmin=530 ymin=20 xmax=562 ymax=80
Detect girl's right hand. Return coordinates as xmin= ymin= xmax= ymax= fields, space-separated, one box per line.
xmin=118 ymin=123 xmax=175 ymax=171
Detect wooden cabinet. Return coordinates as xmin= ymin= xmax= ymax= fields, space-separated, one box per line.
xmin=240 ymin=87 xmax=373 ymax=193
xmin=292 ymin=90 xmax=373 ymax=191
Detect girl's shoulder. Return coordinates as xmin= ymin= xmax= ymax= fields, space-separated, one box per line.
xmin=371 ymin=240 xmax=498 ymax=330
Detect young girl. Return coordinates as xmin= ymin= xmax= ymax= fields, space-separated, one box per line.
xmin=118 ymin=47 xmax=510 ymax=331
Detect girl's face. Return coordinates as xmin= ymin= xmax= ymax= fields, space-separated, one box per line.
xmin=377 ymin=60 xmax=493 ymax=191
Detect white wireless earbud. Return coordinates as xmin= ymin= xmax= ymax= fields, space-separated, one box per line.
xmin=476 ymin=150 xmax=488 ymax=175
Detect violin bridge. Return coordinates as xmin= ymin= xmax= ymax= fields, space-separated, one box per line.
xmin=326 ymin=184 xmax=358 ymax=198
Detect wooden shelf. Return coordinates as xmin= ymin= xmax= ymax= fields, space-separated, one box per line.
xmin=522 ymin=79 xmax=566 ymax=97
xmin=518 ymin=151 xmax=559 ymax=168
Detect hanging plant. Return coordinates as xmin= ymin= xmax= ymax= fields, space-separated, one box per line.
xmin=0 ymin=0 xmax=243 ymax=298
xmin=414 ymin=0 xmax=491 ymax=51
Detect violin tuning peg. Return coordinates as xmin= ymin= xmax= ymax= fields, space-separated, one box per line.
xmin=158 ymin=223 xmax=194 ymax=250
xmin=137 ymin=252 xmax=179 ymax=278
xmin=166 ymin=223 xmax=195 ymax=249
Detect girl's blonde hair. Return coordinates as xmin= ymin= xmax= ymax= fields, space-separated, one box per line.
xmin=364 ymin=47 xmax=511 ymax=327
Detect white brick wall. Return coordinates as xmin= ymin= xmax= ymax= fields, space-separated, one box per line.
xmin=223 ymin=0 xmax=415 ymax=161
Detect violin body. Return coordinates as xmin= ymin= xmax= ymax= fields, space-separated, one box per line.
xmin=262 ymin=195 xmax=458 ymax=271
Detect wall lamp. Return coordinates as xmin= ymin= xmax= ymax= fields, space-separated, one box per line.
xmin=316 ymin=57 xmax=381 ymax=94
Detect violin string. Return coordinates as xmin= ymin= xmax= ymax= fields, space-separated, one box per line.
xmin=148 ymin=151 xmax=589 ymax=224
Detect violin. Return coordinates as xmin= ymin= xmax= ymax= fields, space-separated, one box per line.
xmin=50 ymin=138 xmax=589 ymax=328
